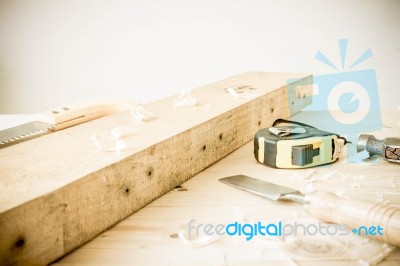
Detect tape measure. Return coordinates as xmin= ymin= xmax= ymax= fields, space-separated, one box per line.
xmin=254 ymin=119 xmax=349 ymax=169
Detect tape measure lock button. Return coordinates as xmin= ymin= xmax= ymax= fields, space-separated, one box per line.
xmin=292 ymin=144 xmax=320 ymax=166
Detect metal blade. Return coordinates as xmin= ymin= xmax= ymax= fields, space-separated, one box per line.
xmin=219 ymin=175 xmax=302 ymax=201
xmin=0 ymin=121 xmax=55 ymax=147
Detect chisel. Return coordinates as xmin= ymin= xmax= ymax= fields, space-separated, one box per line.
xmin=219 ymin=174 xmax=400 ymax=247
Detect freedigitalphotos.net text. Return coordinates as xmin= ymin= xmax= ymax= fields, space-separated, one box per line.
xmin=187 ymin=219 xmax=383 ymax=241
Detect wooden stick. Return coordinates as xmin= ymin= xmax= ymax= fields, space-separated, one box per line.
xmin=0 ymin=72 xmax=312 ymax=265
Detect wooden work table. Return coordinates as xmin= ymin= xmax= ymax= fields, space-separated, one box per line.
xmin=53 ymin=110 xmax=400 ymax=266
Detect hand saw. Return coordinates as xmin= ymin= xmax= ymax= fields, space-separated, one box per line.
xmin=0 ymin=99 xmax=137 ymax=148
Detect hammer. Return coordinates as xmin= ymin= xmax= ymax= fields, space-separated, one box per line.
xmin=357 ymin=134 xmax=400 ymax=163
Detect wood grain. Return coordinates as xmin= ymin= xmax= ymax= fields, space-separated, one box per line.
xmin=0 ymin=72 xmax=312 ymax=265
xmin=53 ymin=110 xmax=400 ymax=266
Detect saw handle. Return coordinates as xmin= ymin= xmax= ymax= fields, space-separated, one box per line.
xmin=34 ymin=100 xmax=137 ymax=130
xmin=304 ymin=191 xmax=400 ymax=247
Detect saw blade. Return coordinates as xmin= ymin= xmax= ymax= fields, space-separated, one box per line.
xmin=0 ymin=121 xmax=56 ymax=147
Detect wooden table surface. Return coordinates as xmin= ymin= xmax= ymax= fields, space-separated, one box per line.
xmin=53 ymin=110 xmax=400 ymax=266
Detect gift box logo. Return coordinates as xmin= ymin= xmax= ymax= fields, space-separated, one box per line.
xmin=287 ymin=39 xmax=382 ymax=153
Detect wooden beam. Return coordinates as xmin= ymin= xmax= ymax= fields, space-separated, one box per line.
xmin=0 ymin=72 xmax=312 ymax=265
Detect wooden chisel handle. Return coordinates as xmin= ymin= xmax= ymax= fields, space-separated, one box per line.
xmin=304 ymin=191 xmax=400 ymax=247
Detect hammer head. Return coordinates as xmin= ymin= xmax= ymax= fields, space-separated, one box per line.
xmin=357 ymin=134 xmax=400 ymax=162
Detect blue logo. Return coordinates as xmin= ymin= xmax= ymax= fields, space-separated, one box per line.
xmin=286 ymin=39 xmax=382 ymax=155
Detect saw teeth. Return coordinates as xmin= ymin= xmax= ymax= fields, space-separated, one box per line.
xmin=0 ymin=126 xmax=54 ymax=145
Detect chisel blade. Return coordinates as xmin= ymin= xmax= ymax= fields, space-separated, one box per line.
xmin=219 ymin=175 xmax=301 ymax=201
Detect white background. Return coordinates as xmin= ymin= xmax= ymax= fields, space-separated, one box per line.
xmin=0 ymin=0 xmax=399 ymax=114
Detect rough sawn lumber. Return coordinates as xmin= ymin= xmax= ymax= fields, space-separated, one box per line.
xmin=0 ymin=72 xmax=312 ymax=265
